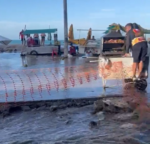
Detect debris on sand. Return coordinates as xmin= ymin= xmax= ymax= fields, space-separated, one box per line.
xmin=120 ymin=123 xmax=137 ymax=129
xmin=120 ymin=136 xmax=147 ymax=144
xmin=113 ymin=113 xmax=137 ymax=121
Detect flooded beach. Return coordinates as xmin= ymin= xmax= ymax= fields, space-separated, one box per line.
xmin=1 ymin=0 xmax=150 ymax=143
xmin=0 ymin=53 xmax=150 ymax=144
xmin=0 ymin=105 xmax=146 ymax=144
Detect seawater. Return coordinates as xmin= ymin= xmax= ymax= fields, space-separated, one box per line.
xmin=10 ymin=40 xmax=64 ymax=45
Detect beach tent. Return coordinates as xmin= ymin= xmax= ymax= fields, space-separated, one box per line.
xmin=0 ymin=35 xmax=11 ymax=45
xmin=23 ymin=29 xmax=57 ymax=35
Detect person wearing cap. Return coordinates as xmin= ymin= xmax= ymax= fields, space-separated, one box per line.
xmin=124 ymin=23 xmax=147 ymax=80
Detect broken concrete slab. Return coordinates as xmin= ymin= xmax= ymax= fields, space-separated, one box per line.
xmin=103 ymin=98 xmax=132 ymax=113
xmin=94 ymin=97 xmax=133 ymax=114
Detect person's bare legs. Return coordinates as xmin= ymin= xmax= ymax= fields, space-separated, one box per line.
xmin=138 ymin=61 xmax=143 ymax=78
xmin=23 ymin=40 xmax=26 ymax=46
xmin=132 ymin=62 xmax=138 ymax=77
xmin=41 ymin=40 xmax=43 ymax=46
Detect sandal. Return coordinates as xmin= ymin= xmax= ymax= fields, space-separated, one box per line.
xmin=132 ymin=76 xmax=137 ymax=81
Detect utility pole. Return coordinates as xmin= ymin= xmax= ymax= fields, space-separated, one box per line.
xmin=63 ymin=0 xmax=68 ymax=57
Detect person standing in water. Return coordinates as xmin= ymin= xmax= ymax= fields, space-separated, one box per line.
xmin=124 ymin=23 xmax=148 ymax=80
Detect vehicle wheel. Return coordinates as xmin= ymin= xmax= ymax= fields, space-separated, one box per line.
xmin=30 ymin=50 xmax=38 ymax=55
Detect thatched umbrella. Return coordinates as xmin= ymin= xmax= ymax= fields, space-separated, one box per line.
xmin=86 ymin=28 xmax=92 ymax=40
xmin=68 ymin=24 xmax=74 ymax=40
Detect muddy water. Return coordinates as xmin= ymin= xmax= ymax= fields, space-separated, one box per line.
xmin=0 ymin=53 xmax=150 ymax=144
xmin=0 ymin=105 xmax=143 ymax=144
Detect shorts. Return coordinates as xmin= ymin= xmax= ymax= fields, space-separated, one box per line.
xmin=21 ymin=38 xmax=24 ymax=41
xmin=41 ymin=37 xmax=45 ymax=40
xmin=132 ymin=41 xmax=148 ymax=63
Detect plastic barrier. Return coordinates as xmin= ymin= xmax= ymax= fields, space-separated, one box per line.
xmin=0 ymin=62 xmax=148 ymax=106
xmin=0 ymin=65 xmax=102 ymax=103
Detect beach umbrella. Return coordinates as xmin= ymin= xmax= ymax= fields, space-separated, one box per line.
xmin=68 ymin=24 xmax=74 ymax=40
xmin=0 ymin=35 xmax=11 ymax=45
xmin=86 ymin=28 xmax=92 ymax=40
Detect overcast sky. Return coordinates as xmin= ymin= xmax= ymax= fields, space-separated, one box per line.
xmin=0 ymin=0 xmax=150 ymax=40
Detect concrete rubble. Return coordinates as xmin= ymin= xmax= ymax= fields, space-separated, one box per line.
xmin=0 ymin=98 xmax=98 ymax=117
xmin=1 ymin=95 xmax=150 ymax=121
xmin=93 ymin=96 xmax=133 ymax=114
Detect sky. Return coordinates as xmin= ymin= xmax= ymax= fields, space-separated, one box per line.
xmin=0 ymin=0 xmax=150 ymax=40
